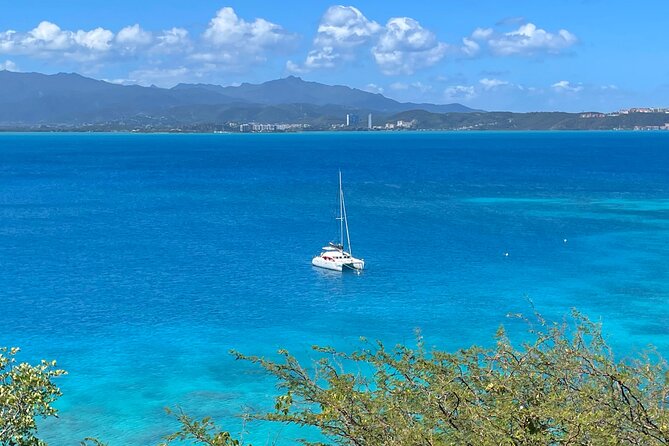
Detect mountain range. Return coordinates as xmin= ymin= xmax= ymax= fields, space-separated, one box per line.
xmin=1 ymin=71 xmax=667 ymax=131
xmin=0 ymin=71 xmax=476 ymax=127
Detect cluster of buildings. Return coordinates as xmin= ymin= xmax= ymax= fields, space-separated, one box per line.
xmin=618 ymin=108 xmax=669 ymax=114
xmin=344 ymin=113 xmax=373 ymax=129
xmin=580 ymin=108 xmax=669 ymax=119
xmin=332 ymin=114 xmax=418 ymax=131
xmin=382 ymin=119 xmax=417 ymax=130
xmin=633 ymin=123 xmax=669 ymax=131
xmin=234 ymin=123 xmax=310 ymax=133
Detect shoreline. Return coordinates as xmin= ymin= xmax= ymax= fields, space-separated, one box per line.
xmin=1 ymin=128 xmax=668 ymax=135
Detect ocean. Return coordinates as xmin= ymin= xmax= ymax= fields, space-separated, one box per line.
xmin=1 ymin=131 xmax=669 ymax=444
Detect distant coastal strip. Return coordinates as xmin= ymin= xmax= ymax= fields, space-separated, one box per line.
xmin=1 ymin=71 xmax=668 ymax=133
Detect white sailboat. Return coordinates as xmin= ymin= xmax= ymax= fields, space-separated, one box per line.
xmin=312 ymin=172 xmax=365 ymax=272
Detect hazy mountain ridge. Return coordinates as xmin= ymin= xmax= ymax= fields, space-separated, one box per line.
xmin=1 ymin=71 xmax=667 ymax=131
xmin=172 ymin=76 xmax=476 ymax=113
xmin=0 ymin=71 xmax=477 ymax=126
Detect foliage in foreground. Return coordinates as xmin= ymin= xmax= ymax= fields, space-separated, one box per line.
xmin=164 ymin=312 xmax=669 ymax=445
xmin=0 ymin=347 xmax=65 ymax=446
xmin=6 ymin=312 xmax=669 ymax=445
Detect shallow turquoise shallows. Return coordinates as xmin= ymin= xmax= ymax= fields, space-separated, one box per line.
xmin=2 ymin=131 xmax=669 ymax=444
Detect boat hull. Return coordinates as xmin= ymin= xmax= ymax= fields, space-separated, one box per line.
xmin=312 ymin=256 xmax=364 ymax=272
xmin=312 ymin=256 xmax=343 ymax=271
xmin=343 ymin=260 xmax=365 ymax=271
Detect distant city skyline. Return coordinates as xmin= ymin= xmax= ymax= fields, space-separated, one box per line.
xmin=1 ymin=0 xmax=667 ymax=112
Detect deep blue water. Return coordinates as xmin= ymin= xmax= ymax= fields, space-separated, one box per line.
xmin=2 ymin=131 xmax=669 ymax=444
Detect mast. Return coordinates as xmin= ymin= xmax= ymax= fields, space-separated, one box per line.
xmin=343 ymin=186 xmax=352 ymax=255
xmin=339 ymin=170 xmax=344 ymax=248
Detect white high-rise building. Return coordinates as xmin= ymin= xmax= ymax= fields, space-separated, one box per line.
xmin=368 ymin=113 xmax=372 ymax=129
xmin=346 ymin=114 xmax=351 ymax=126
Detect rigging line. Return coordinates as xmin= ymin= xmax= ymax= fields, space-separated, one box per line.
xmin=342 ymin=183 xmax=352 ymax=256
xmin=339 ymin=170 xmax=344 ymax=248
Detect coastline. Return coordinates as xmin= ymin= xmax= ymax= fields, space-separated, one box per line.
xmin=1 ymin=128 xmax=668 ymax=135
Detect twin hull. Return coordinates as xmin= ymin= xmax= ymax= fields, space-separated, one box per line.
xmin=312 ymin=256 xmax=365 ymax=272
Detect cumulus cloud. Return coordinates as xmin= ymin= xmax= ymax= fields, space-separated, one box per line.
xmin=153 ymin=28 xmax=190 ymax=54
xmin=551 ymin=80 xmax=583 ymax=93
xmin=468 ymin=22 xmax=577 ymax=57
xmin=0 ymin=21 xmax=115 ymax=60
xmin=1 ymin=59 xmax=17 ymax=71
xmin=315 ymin=5 xmax=381 ymax=48
xmin=116 ymin=24 xmax=152 ymax=53
xmin=479 ymin=78 xmax=510 ymax=90
xmin=471 ymin=27 xmax=494 ymax=40
xmin=461 ymin=37 xmax=480 ymax=56
xmin=0 ymin=7 xmax=294 ymax=77
xmin=372 ymin=17 xmax=448 ymax=75
xmin=302 ymin=46 xmax=339 ymax=69
xmin=288 ymin=5 xmax=380 ymax=72
xmin=444 ymin=85 xmax=476 ymax=100
xmin=433 ymin=79 xmax=601 ymax=110
xmin=197 ymin=7 xmax=295 ymax=66
xmin=204 ymin=7 xmax=291 ymax=47
xmin=290 ymin=6 xmax=446 ymax=75
xmin=493 ymin=23 xmax=576 ymax=55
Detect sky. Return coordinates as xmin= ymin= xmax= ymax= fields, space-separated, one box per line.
xmin=1 ymin=0 xmax=668 ymax=112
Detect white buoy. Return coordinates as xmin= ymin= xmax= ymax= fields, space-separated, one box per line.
xmin=504 ymin=252 xmax=509 ymax=257
xmin=563 ymin=238 xmax=568 ymax=243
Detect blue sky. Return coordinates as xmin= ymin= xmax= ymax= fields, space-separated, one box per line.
xmin=1 ymin=0 xmax=667 ymax=111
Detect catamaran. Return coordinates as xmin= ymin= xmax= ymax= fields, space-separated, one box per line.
xmin=312 ymin=172 xmax=365 ymax=272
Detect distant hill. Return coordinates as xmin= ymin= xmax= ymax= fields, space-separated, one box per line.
xmin=386 ymin=110 xmax=669 ymax=130
xmin=172 ymin=76 xmax=477 ymax=113
xmin=0 ymin=71 xmax=242 ymax=125
xmin=0 ymin=71 xmax=477 ymax=126
xmin=2 ymin=70 xmax=666 ymax=131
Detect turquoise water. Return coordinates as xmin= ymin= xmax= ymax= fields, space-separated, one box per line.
xmin=2 ymin=131 xmax=669 ymax=444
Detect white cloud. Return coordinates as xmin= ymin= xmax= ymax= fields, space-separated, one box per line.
xmin=485 ymin=23 xmax=577 ymax=56
xmin=315 ymin=5 xmax=381 ymax=48
xmin=153 ymin=28 xmax=190 ymax=54
xmin=479 ymin=78 xmax=509 ymax=90
xmin=116 ymin=24 xmax=152 ymax=53
xmin=103 ymin=77 xmax=138 ymax=85
xmin=292 ymin=6 xmax=447 ymax=75
xmin=1 ymin=59 xmax=17 ymax=71
xmin=410 ymin=81 xmax=432 ymax=93
xmin=128 ymin=66 xmax=193 ymax=86
xmin=0 ymin=20 xmax=114 ymax=60
xmin=460 ymin=28 xmax=493 ymax=57
xmin=461 ymin=37 xmax=480 ymax=56
xmin=0 ymin=31 xmax=18 ymax=52
xmin=303 ymin=46 xmax=338 ymax=69
xmin=286 ymin=46 xmax=339 ymax=73
xmin=444 ymin=85 xmax=476 ymax=100
xmin=285 ymin=60 xmax=307 ymax=74
xmin=73 ymin=27 xmax=114 ymax=51
xmin=24 ymin=21 xmax=72 ymax=51
xmin=372 ymin=17 xmax=448 ymax=75
xmin=390 ymin=82 xmax=409 ymax=90
xmin=289 ymin=5 xmax=380 ymax=72
xmin=199 ymin=6 xmax=294 ymax=65
xmin=0 ymin=7 xmax=291 ymax=72
xmin=471 ymin=27 xmax=494 ymax=40
xmin=600 ymin=84 xmax=619 ymax=91
xmin=552 ymin=80 xmax=583 ymax=93
xmin=363 ymin=83 xmax=384 ymax=94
